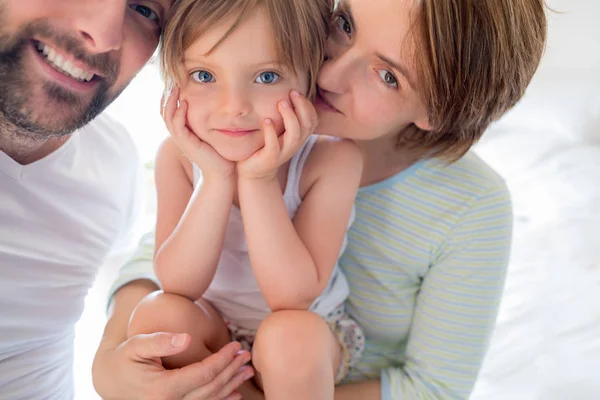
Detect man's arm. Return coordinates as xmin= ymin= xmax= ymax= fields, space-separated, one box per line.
xmin=100 ymin=279 xmax=159 ymax=350
xmin=93 ymin=232 xmax=254 ymax=400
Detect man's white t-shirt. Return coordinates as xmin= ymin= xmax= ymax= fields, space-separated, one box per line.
xmin=0 ymin=114 xmax=142 ymax=399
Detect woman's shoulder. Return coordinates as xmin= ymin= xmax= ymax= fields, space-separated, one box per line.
xmin=417 ymin=150 xmax=509 ymax=200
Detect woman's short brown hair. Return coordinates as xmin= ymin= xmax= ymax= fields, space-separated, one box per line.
xmin=403 ymin=0 xmax=548 ymax=162
xmin=160 ymin=0 xmax=331 ymax=100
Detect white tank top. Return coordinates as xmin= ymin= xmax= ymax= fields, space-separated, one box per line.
xmin=193 ymin=136 xmax=351 ymax=330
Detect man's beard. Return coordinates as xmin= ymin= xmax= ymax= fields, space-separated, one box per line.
xmin=0 ymin=20 xmax=121 ymax=141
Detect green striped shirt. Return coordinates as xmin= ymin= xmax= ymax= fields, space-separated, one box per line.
xmin=341 ymin=152 xmax=512 ymax=399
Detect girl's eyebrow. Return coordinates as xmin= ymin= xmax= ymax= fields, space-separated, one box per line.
xmin=248 ymin=61 xmax=286 ymax=70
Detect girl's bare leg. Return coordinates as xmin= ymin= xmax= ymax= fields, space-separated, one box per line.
xmin=252 ymin=310 xmax=342 ymax=400
xmin=127 ymin=290 xmax=230 ymax=369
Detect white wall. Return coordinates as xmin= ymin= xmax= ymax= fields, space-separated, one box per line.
xmin=540 ymin=0 xmax=600 ymax=70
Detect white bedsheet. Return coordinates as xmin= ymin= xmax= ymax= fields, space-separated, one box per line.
xmin=471 ymin=68 xmax=600 ymax=400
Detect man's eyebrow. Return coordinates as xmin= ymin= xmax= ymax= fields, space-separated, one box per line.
xmin=376 ymin=53 xmax=417 ymax=91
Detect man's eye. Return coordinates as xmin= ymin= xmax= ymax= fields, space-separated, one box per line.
xmin=130 ymin=4 xmax=160 ymax=24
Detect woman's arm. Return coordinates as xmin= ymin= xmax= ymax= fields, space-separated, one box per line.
xmin=376 ymin=184 xmax=512 ymax=400
xmin=238 ymin=138 xmax=362 ymax=310
xmin=152 ymin=137 xmax=234 ymax=299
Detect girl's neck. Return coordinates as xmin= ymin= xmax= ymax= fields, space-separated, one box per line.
xmin=355 ymin=134 xmax=421 ymax=188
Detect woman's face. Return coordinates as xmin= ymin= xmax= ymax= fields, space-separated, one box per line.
xmin=315 ymin=0 xmax=431 ymax=142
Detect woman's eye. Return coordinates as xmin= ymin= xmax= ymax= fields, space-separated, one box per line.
xmin=129 ymin=4 xmax=160 ymax=24
xmin=336 ymin=14 xmax=352 ymax=36
xmin=255 ymin=71 xmax=280 ymax=85
xmin=378 ymin=70 xmax=398 ymax=89
xmin=191 ymin=70 xmax=215 ymax=83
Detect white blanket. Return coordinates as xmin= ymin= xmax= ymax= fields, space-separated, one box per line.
xmin=472 ymin=68 xmax=600 ymax=400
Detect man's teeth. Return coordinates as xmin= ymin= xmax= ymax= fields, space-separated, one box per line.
xmin=35 ymin=41 xmax=95 ymax=82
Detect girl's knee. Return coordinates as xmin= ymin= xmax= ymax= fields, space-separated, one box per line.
xmin=253 ymin=310 xmax=337 ymax=375
xmin=128 ymin=291 xmax=199 ymax=337
xmin=128 ymin=291 xmax=230 ymax=369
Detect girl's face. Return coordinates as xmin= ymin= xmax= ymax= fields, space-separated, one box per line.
xmin=315 ymin=0 xmax=431 ymax=143
xmin=178 ymin=6 xmax=308 ymax=162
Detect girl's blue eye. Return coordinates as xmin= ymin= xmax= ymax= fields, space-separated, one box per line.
xmin=255 ymin=71 xmax=280 ymax=84
xmin=337 ymin=14 xmax=352 ymax=35
xmin=378 ymin=70 xmax=398 ymax=89
xmin=130 ymin=4 xmax=160 ymax=24
xmin=192 ymin=71 xmax=215 ymax=83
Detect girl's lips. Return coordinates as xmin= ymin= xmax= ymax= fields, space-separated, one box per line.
xmin=216 ymin=129 xmax=258 ymax=137
xmin=315 ymin=90 xmax=342 ymax=114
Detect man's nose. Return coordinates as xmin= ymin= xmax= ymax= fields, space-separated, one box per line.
xmin=72 ymin=0 xmax=127 ymax=53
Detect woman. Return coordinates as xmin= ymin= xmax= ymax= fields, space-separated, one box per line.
xmin=93 ymin=0 xmax=547 ymax=399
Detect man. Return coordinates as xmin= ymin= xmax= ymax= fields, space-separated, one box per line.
xmin=0 ymin=1 xmax=250 ymax=399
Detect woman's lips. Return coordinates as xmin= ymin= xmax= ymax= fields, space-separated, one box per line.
xmin=315 ymin=89 xmax=342 ymax=114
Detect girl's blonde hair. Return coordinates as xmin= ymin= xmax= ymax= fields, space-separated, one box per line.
xmin=160 ymin=0 xmax=331 ymax=100
xmin=404 ymin=0 xmax=548 ymax=161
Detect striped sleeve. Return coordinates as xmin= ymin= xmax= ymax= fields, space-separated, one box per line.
xmin=382 ymin=183 xmax=512 ymax=399
xmin=106 ymin=230 xmax=160 ymax=311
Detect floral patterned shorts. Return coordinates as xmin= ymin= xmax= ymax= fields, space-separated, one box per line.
xmin=224 ymin=303 xmax=365 ymax=383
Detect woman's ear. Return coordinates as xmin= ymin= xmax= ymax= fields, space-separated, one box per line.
xmin=414 ymin=115 xmax=432 ymax=132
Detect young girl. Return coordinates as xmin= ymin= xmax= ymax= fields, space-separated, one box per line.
xmin=127 ymin=0 xmax=364 ymax=398
xmin=94 ymin=0 xmax=547 ymax=399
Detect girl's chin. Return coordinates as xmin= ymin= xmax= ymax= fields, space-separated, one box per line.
xmin=217 ymin=149 xmax=260 ymax=163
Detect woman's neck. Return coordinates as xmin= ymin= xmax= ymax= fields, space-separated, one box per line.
xmin=355 ymin=135 xmax=420 ymax=187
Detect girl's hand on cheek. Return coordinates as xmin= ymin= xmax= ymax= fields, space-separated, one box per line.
xmin=237 ymin=91 xmax=318 ymax=181
xmin=161 ymin=87 xmax=235 ymax=181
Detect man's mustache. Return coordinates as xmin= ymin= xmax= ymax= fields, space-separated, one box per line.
xmin=7 ymin=20 xmax=120 ymax=84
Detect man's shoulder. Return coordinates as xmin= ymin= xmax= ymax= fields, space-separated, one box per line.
xmin=77 ymin=113 xmax=140 ymax=166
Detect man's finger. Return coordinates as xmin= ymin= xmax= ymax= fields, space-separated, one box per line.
xmin=168 ymin=342 xmax=248 ymax=395
xmin=127 ymin=332 xmax=191 ymax=360
xmin=183 ymin=363 xmax=254 ymax=400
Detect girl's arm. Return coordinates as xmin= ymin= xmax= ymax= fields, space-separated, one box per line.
xmin=153 ymin=137 xmax=234 ymax=299
xmin=238 ymin=138 xmax=362 ymax=311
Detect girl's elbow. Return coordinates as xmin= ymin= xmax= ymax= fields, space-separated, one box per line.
xmin=265 ymin=290 xmax=317 ymax=312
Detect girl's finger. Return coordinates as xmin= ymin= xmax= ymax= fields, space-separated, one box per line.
xmin=262 ymin=118 xmax=281 ymax=160
xmin=277 ymin=100 xmax=302 ymax=159
xmin=172 ymin=100 xmax=188 ymax=133
xmin=290 ymin=90 xmax=318 ymax=134
xmin=162 ymin=87 xmax=180 ymax=132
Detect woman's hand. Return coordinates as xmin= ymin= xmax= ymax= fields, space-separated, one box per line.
xmin=162 ymin=87 xmax=235 ymax=181
xmin=92 ymin=333 xmax=254 ymax=400
xmin=237 ymin=91 xmax=318 ymax=181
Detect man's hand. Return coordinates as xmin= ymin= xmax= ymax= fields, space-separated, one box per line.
xmin=92 ymin=332 xmax=254 ymax=400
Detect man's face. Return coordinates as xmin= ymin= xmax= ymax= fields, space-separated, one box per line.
xmin=0 ymin=0 xmax=172 ymax=138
